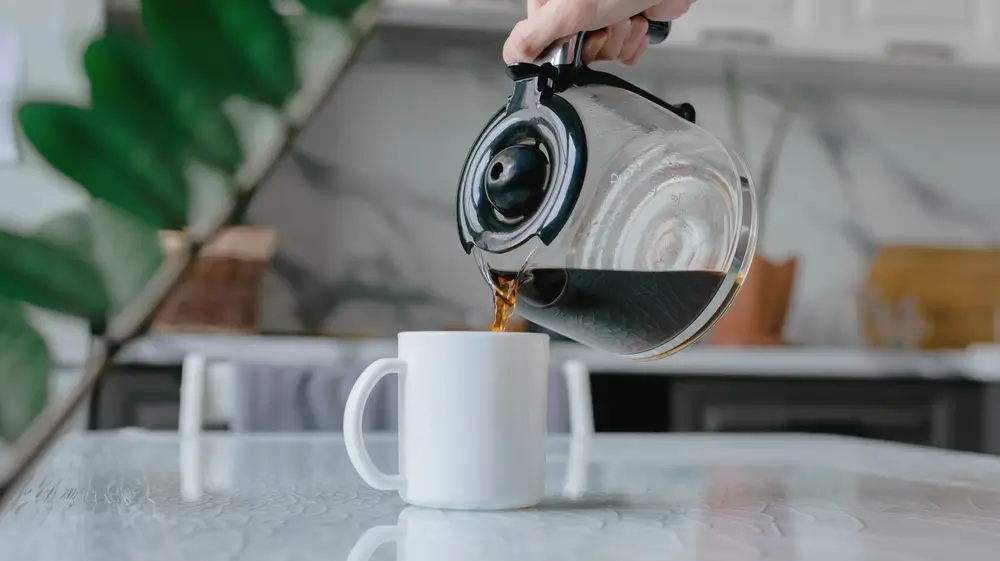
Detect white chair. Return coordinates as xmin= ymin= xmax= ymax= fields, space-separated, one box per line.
xmin=178 ymin=353 xmax=234 ymax=437
xmin=178 ymin=353 xmax=594 ymax=437
xmin=177 ymin=351 xmax=596 ymax=500
xmin=178 ymin=354 xmax=208 ymax=437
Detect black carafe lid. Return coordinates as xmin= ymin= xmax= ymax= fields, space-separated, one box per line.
xmin=456 ymin=62 xmax=588 ymax=255
xmin=457 ymin=20 xmax=694 ymax=256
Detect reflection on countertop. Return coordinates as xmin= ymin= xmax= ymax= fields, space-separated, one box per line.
xmin=7 ymin=431 xmax=1000 ymax=560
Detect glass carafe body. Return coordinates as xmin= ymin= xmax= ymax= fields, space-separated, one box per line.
xmin=458 ymin=35 xmax=759 ymax=358
xmin=475 ymin=81 xmax=757 ymax=359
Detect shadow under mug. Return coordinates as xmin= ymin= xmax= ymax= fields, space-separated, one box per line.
xmin=343 ymin=331 xmax=554 ymax=510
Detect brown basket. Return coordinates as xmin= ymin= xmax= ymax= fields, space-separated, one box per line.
xmin=152 ymin=227 xmax=278 ymax=334
xmin=711 ymin=255 xmax=798 ymax=347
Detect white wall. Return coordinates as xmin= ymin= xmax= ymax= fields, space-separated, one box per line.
xmin=1 ymin=0 xmax=103 ymax=364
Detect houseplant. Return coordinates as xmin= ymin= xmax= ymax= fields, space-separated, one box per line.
xmin=0 ymin=0 xmax=378 ymax=502
xmin=711 ymin=62 xmax=801 ymax=346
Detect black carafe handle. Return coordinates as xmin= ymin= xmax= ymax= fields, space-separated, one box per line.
xmin=540 ymin=18 xmax=673 ymax=67
xmin=645 ymin=20 xmax=672 ymax=45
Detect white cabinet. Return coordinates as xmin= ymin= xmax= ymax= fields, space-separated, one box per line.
xmin=832 ymin=0 xmax=1000 ymax=63
xmin=686 ymin=0 xmax=802 ymax=30
xmin=847 ymin=0 xmax=980 ymax=38
xmin=656 ymin=0 xmax=1000 ymax=66
xmin=659 ymin=0 xmax=1000 ymax=64
xmin=675 ymin=0 xmax=1000 ymax=64
xmin=670 ymin=0 xmax=813 ymax=49
xmin=380 ymin=0 xmax=523 ymax=31
xmin=635 ymin=0 xmax=1000 ymax=95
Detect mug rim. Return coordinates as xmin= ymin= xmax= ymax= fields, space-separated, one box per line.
xmin=397 ymin=330 xmax=549 ymax=341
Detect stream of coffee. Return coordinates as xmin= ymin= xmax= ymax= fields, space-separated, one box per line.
xmin=490 ymin=274 xmax=517 ymax=332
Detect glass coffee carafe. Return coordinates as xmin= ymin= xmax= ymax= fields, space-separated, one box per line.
xmin=456 ymin=23 xmax=757 ymax=360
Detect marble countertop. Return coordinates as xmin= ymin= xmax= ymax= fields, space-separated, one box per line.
xmin=106 ymin=333 xmax=1000 ymax=380
xmin=3 ymin=431 xmax=1000 ymax=560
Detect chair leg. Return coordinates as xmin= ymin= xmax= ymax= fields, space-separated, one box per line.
xmin=562 ymin=359 xmax=595 ymax=437
xmin=179 ymin=354 xmax=208 ymax=437
xmin=179 ymin=438 xmax=203 ymax=502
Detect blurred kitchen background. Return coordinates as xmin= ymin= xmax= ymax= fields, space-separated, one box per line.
xmin=7 ymin=0 xmax=1000 ymax=452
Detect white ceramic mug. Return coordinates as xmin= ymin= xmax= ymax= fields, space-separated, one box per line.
xmin=343 ymin=331 xmax=550 ymax=510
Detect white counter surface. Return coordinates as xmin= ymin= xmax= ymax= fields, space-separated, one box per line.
xmin=109 ymin=333 xmax=1000 ymax=380
xmin=3 ymin=431 xmax=1000 ymax=560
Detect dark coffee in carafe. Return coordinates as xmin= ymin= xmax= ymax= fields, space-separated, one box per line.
xmin=489 ymin=268 xmax=726 ymax=356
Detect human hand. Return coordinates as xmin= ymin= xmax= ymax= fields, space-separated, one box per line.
xmin=503 ymin=0 xmax=695 ymax=66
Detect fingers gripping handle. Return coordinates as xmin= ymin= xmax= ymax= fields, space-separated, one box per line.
xmin=343 ymin=358 xmax=406 ymax=491
xmin=540 ymin=19 xmax=672 ymax=66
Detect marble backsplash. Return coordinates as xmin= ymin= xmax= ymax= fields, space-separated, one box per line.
xmin=246 ymin=29 xmax=1000 ymax=346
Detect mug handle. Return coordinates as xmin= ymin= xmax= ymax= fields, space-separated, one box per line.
xmin=344 ymin=358 xmax=407 ymax=490
xmin=346 ymin=525 xmax=400 ymax=561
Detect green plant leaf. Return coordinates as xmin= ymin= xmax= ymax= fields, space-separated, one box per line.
xmin=88 ymin=201 xmax=164 ymax=315
xmin=18 ymin=102 xmax=189 ymax=229
xmin=34 ymin=208 xmax=94 ymax=261
xmin=140 ymin=0 xmax=248 ymax=100
xmin=0 ymin=299 xmax=52 ymax=442
xmin=141 ymin=0 xmax=298 ymax=108
xmin=84 ymin=32 xmax=243 ymax=174
xmin=297 ymin=0 xmax=370 ymax=20
xmin=0 ymin=229 xmax=110 ymax=321
xmin=0 ymin=0 xmax=381 ymax=503
xmin=33 ymin=205 xmax=165 ymax=317
xmin=213 ymin=0 xmax=298 ymax=106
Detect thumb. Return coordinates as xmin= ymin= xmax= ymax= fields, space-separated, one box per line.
xmin=503 ymin=0 xmax=593 ymax=63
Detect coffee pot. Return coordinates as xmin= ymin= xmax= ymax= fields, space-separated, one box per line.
xmin=456 ymin=21 xmax=758 ymax=360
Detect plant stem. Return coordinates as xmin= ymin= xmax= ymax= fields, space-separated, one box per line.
xmin=0 ymin=33 xmax=374 ymax=509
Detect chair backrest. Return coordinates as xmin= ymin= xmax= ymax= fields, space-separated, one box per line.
xmin=230 ymin=359 xmax=397 ymax=432
xmin=179 ymin=354 xmax=590 ymax=436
